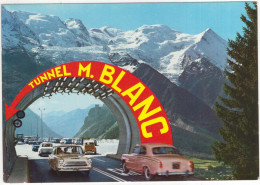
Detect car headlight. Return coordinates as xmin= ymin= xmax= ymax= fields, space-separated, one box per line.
xmin=59 ymin=159 xmax=64 ymax=164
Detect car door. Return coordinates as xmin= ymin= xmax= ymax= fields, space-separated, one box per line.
xmin=135 ymin=146 xmax=147 ymax=173
xmin=127 ymin=146 xmax=140 ymax=171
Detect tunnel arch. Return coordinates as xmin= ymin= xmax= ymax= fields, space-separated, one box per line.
xmin=3 ymin=61 xmax=173 ymax=180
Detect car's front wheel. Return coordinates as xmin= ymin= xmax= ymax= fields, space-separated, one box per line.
xmin=122 ymin=161 xmax=129 ymax=173
xmin=144 ymin=167 xmax=153 ymax=181
xmin=56 ymin=170 xmax=61 ymax=176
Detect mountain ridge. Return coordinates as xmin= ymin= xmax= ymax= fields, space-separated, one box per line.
xmin=2 ymin=6 xmax=228 ymax=87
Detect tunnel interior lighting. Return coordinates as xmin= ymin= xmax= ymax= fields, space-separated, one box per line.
xmin=80 ymin=78 xmax=84 ymax=82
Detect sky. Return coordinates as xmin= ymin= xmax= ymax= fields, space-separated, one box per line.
xmin=29 ymin=93 xmax=103 ymax=116
xmin=3 ymin=1 xmax=248 ymax=115
xmin=4 ymin=2 xmax=247 ymax=41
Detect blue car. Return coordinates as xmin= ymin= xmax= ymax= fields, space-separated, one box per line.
xmin=32 ymin=145 xmax=40 ymax=152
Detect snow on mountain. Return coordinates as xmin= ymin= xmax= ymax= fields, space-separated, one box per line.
xmin=1 ymin=7 xmax=40 ymax=53
xmin=182 ymin=28 xmax=228 ymax=70
xmin=13 ymin=10 xmax=92 ymax=48
xmin=2 ymin=7 xmax=229 ymax=84
xmin=64 ymin=18 xmax=91 ymax=46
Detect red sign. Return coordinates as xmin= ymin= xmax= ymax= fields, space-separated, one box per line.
xmin=5 ymin=61 xmax=173 ymax=145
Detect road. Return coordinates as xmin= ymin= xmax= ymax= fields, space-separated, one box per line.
xmin=16 ymin=141 xmax=200 ymax=182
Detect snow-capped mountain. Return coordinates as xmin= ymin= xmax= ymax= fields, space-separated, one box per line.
xmin=2 ymin=6 xmax=228 ymax=91
xmin=1 ymin=7 xmax=40 ymax=51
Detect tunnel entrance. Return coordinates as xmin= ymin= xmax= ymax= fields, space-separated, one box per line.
xmin=15 ymin=93 xmax=121 ymax=157
xmin=3 ymin=61 xmax=173 ymax=179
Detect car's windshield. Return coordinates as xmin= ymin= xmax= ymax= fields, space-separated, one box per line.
xmin=152 ymin=147 xmax=179 ymax=155
xmin=42 ymin=143 xmax=52 ymax=147
xmin=85 ymin=142 xmax=94 ymax=146
xmin=56 ymin=146 xmax=83 ymax=155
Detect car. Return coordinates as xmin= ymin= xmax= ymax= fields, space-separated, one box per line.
xmin=32 ymin=145 xmax=40 ymax=152
xmin=52 ymin=138 xmax=61 ymax=143
xmin=39 ymin=142 xmax=54 ymax=157
xmin=64 ymin=139 xmax=73 ymax=144
xmin=48 ymin=144 xmax=92 ymax=175
xmin=28 ymin=140 xmax=36 ymax=145
xmin=17 ymin=141 xmax=24 ymax=145
xmin=121 ymin=143 xmax=194 ymax=180
xmin=83 ymin=141 xmax=96 ymax=154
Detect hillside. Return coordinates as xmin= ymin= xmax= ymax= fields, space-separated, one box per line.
xmin=75 ymin=104 xmax=119 ymax=139
xmin=43 ymin=105 xmax=94 ymax=138
xmin=15 ymin=108 xmax=62 ymax=138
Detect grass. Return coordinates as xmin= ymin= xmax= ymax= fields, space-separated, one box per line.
xmin=189 ymin=157 xmax=234 ymax=180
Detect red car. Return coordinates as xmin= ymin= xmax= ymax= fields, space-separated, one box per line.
xmin=121 ymin=143 xmax=194 ymax=180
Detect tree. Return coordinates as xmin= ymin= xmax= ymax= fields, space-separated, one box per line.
xmin=212 ymin=3 xmax=258 ymax=180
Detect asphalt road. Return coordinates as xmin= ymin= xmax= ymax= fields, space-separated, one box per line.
xmin=28 ymin=156 xmax=199 ymax=182
xmin=17 ymin=143 xmax=201 ymax=182
xmin=28 ymin=156 xmax=143 ymax=182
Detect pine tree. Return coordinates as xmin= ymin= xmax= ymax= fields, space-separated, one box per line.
xmin=212 ymin=3 xmax=258 ymax=180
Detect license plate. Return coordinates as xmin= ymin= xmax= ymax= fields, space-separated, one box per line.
xmin=172 ymin=163 xmax=180 ymax=169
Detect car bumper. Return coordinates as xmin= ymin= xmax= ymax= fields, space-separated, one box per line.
xmin=39 ymin=153 xmax=51 ymax=157
xmin=57 ymin=166 xmax=92 ymax=172
xmin=156 ymin=171 xmax=194 ymax=176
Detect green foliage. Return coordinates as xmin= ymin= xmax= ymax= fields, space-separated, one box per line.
xmin=189 ymin=157 xmax=233 ymax=180
xmin=212 ymin=3 xmax=258 ymax=180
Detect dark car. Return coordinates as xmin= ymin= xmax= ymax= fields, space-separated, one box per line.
xmin=65 ymin=139 xmax=73 ymax=144
xmin=52 ymin=138 xmax=61 ymax=143
xmin=32 ymin=145 xmax=40 ymax=152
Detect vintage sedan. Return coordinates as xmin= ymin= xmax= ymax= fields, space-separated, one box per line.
xmin=121 ymin=143 xmax=194 ymax=180
xmin=38 ymin=142 xmax=53 ymax=157
xmin=83 ymin=140 xmax=97 ymax=154
xmin=48 ymin=145 xmax=92 ymax=175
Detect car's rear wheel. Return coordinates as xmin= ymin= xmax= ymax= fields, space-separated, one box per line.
xmin=122 ymin=161 xmax=129 ymax=173
xmin=144 ymin=167 xmax=153 ymax=181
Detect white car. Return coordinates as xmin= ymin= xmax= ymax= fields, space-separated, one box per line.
xmin=48 ymin=145 xmax=92 ymax=175
xmin=39 ymin=142 xmax=53 ymax=157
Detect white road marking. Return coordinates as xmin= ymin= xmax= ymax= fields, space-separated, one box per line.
xmin=91 ymin=158 xmax=106 ymax=162
xmin=93 ymin=167 xmax=127 ymax=182
xmin=107 ymin=168 xmax=142 ymax=176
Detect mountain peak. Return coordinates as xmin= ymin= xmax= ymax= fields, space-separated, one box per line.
xmin=199 ymin=28 xmax=225 ymax=43
xmin=201 ymin=28 xmax=217 ymax=37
